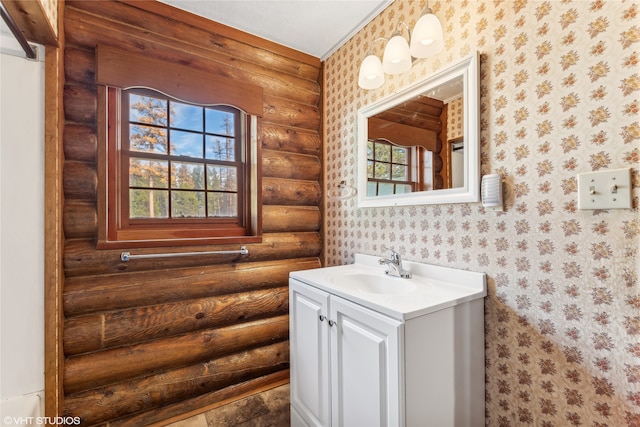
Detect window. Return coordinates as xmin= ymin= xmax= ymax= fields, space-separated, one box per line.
xmin=96 ymin=46 xmax=262 ymax=249
xmin=125 ymin=89 xmax=243 ymax=221
xmin=366 ymin=139 xmax=414 ymax=196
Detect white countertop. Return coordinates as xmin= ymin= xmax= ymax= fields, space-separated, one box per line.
xmin=290 ymin=254 xmax=487 ymax=321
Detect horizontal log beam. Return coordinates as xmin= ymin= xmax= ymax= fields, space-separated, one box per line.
xmin=64 ymin=257 xmax=320 ymax=315
xmin=262 ymin=149 xmax=321 ymax=181
xmin=68 ymin=1 xmax=320 ymax=80
xmin=64 ymin=46 xmax=95 ymax=86
xmin=64 ymin=287 xmax=289 ymax=355
xmin=63 ymin=84 xmax=96 ymax=124
xmin=262 ymin=178 xmax=321 ymax=206
xmin=262 ymin=95 xmax=320 ymax=130
xmin=64 ymin=315 xmax=289 ymax=394
xmin=64 ymin=341 xmax=289 ymax=425
xmin=261 ymin=123 xmax=321 ymax=156
xmin=262 ymin=205 xmax=321 ymax=233
xmin=63 ymin=201 xmax=96 ymax=239
xmin=109 ymin=370 xmax=290 ymax=427
xmin=63 ymin=160 xmax=96 ymax=201
xmin=64 ymin=7 xmax=320 ymax=105
xmin=63 ymin=233 xmax=321 ymax=278
xmin=63 ymin=124 xmax=96 ymax=163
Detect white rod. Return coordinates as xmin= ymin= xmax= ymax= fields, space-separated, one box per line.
xmin=120 ymin=246 xmax=249 ymax=262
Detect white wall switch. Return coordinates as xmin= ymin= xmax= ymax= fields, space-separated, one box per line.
xmin=577 ymin=167 xmax=632 ymax=210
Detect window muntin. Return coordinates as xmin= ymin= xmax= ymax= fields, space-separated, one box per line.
xmin=366 ymin=139 xmax=413 ymax=196
xmin=123 ymin=89 xmax=243 ymax=223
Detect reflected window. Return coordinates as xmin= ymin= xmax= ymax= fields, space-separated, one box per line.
xmin=366 ymin=139 xmax=413 ymax=196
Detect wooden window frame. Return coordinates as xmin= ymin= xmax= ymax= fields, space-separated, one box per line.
xmin=367 ymin=139 xmax=415 ymax=195
xmin=96 ymin=46 xmax=262 ymax=249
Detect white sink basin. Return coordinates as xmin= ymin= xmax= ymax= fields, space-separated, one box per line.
xmin=328 ymin=272 xmax=417 ymax=294
xmin=290 ymin=254 xmax=487 ymax=320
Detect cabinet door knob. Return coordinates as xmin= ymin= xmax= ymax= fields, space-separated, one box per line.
xmin=319 ymin=315 xmax=326 ymax=322
xmin=328 ymin=320 xmax=335 ymax=327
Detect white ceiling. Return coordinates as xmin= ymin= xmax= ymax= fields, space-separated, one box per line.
xmin=159 ymin=0 xmax=392 ymax=60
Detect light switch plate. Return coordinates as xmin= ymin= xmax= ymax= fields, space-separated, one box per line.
xmin=577 ymin=167 xmax=632 ymax=210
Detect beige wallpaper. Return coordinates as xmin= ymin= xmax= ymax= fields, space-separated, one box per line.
xmin=39 ymin=0 xmax=58 ymax=37
xmin=324 ymin=0 xmax=639 ymax=425
xmin=448 ymin=95 xmax=464 ymax=139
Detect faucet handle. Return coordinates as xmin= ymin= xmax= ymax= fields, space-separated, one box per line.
xmin=382 ymin=246 xmax=401 ymax=262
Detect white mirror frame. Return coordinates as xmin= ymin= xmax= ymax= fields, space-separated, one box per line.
xmin=357 ymin=51 xmax=480 ymax=207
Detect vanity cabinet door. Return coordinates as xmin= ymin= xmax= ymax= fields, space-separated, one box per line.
xmin=330 ymin=296 xmax=404 ymax=427
xmin=290 ymin=279 xmax=331 ymax=427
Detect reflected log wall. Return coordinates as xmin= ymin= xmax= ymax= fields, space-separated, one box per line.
xmin=61 ymin=1 xmax=322 ymax=425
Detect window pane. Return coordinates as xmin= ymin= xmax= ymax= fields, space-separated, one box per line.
xmin=207 ymin=165 xmax=237 ymax=191
xmin=367 ymin=160 xmax=374 ymax=179
xmin=367 ymin=182 xmax=377 ymax=197
xmin=378 ymin=182 xmax=395 ymax=196
xmin=392 ymin=164 xmax=408 ymax=181
xmin=130 ymin=125 xmax=168 ymax=154
xmin=171 ymin=130 xmax=203 ymax=158
xmin=206 ymin=109 xmax=235 ymax=136
xmin=205 ymin=135 xmax=236 ymax=161
xmin=375 ymin=143 xmax=390 ymax=161
xmin=130 ymin=158 xmax=168 ymax=188
xmin=171 ymin=102 xmax=203 ymax=131
xmin=130 ymin=189 xmax=168 ymax=218
xmin=208 ymin=193 xmax=237 ymax=217
xmin=171 ymin=191 xmax=205 ymax=218
xmin=392 ymin=147 xmax=408 ymax=165
xmin=129 ymin=94 xmax=167 ymax=126
xmin=171 ymin=162 xmax=205 ymax=190
xmin=395 ymin=184 xmax=412 ymax=194
xmin=374 ymin=163 xmax=390 ymax=180
xmin=367 ymin=140 xmax=374 ymax=160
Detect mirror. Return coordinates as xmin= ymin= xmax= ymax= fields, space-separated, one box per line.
xmin=357 ymin=52 xmax=480 ymax=207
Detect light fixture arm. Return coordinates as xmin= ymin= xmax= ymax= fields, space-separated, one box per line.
xmin=394 ymin=21 xmax=412 ymax=39
xmin=366 ymin=37 xmax=388 ymax=55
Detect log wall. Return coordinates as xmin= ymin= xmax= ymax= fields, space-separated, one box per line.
xmin=59 ymin=1 xmax=322 ymax=424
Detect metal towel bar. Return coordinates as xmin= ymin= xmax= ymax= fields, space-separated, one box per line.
xmin=120 ymin=246 xmax=249 ymax=262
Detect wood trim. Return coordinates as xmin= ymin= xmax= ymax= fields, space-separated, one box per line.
xmin=1 ymin=0 xmax=58 ymax=46
xmin=96 ymin=45 xmax=263 ymax=117
xmin=43 ymin=2 xmax=65 ymax=419
xmin=368 ymin=117 xmax=438 ymax=151
xmin=118 ymin=0 xmax=320 ymax=67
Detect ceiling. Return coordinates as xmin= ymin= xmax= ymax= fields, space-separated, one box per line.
xmin=159 ymin=0 xmax=392 ymax=60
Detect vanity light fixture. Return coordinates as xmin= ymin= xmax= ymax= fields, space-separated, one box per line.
xmin=409 ymin=2 xmax=444 ymax=58
xmin=382 ymin=23 xmax=412 ymax=75
xmin=358 ymin=38 xmax=387 ymax=90
xmin=357 ymin=1 xmax=444 ymax=90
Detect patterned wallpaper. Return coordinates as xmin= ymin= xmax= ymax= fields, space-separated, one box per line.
xmin=448 ymin=95 xmax=464 ymax=139
xmin=324 ymin=1 xmax=639 ymax=425
xmin=39 ymin=0 xmax=58 ymax=36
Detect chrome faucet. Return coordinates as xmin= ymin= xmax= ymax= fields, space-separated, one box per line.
xmin=379 ymin=246 xmax=412 ymax=278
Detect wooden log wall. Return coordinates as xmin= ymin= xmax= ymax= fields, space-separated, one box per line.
xmin=59 ymin=1 xmax=322 ymax=425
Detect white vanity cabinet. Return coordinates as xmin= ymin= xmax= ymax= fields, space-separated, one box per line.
xmin=290 ymin=279 xmax=402 ymax=427
xmin=289 ymin=254 xmax=486 ymax=427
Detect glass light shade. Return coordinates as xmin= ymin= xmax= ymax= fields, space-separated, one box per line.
xmin=409 ymin=12 xmax=444 ymax=58
xmin=382 ymin=34 xmax=412 ymax=75
xmin=358 ymin=54 xmax=385 ymax=89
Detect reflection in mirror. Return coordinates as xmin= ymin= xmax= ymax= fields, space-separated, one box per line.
xmin=357 ymin=52 xmax=480 ymax=207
